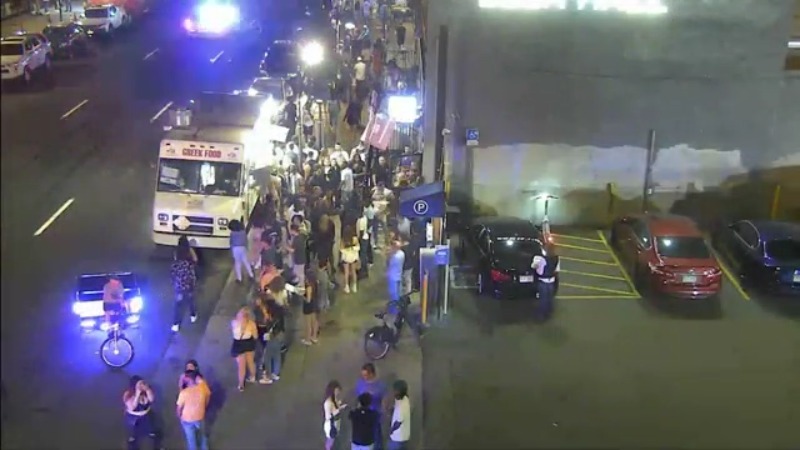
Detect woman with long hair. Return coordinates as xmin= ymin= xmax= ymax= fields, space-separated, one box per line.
xmin=122 ymin=376 xmax=161 ymax=450
xmin=301 ymin=269 xmax=320 ymax=345
xmin=260 ymin=298 xmax=286 ymax=384
xmin=340 ymin=225 xmax=361 ymax=293
xmin=248 ymin=216 xmax=267 ymax=271
xmin=315 ymin=214 xmax=335 ymax=268
xmin=229 ymin=220 xmax=254 ymax=283
xmin=230 ymin=307 xmax=258 ymax=391
xmin=323 ymin=380 xmax=347 ymax=450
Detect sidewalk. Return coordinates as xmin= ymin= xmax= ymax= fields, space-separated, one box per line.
xmin=152 ymin=253 xmax=424 ymax=449
xmin=1 ymin=3 xmax=82 ymax=35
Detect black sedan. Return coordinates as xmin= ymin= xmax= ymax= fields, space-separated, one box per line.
xmin=714 ymin=220 xmax=800 ymax=295
xmin=459 ymin=217 xmax=546 ymax=299
xmin=43 ymin=22 xmax=91 ymax=59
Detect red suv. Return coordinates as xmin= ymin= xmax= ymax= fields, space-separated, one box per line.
xmin=611 ymin=213 xmax=722 ymax=299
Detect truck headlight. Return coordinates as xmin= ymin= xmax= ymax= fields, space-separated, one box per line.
xmin=72 ymin=301 xmax=85 ymax=316
xmin=129 ymin=296 xmax=143 ymax=313
xmin=157 ymin=213 xmax=169 ymax=221
xmin=217 ymin=218 xmax=228 ymax=226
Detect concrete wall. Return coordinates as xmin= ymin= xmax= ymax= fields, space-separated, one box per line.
xmin=422 ymin=0 xmax=800 ymax=225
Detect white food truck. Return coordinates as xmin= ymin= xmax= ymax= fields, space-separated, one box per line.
xmin=152 ymin=92 xmax=287 ymax=249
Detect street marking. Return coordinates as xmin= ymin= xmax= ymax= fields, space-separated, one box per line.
xmin=552 ymin=233 xmax=604 ymax=243
xmin=143 ymin=48 xmax=160 ymax=60
xmin=597 ymin=230 xmax=641 ymax=298
xmin=557 ymin=294 xmax=639 ymax=300
xmin=210 ymin=50 xmax=224 ymax=63
xmin=560 ymin=282 xmax=638 ymax=296
xmin=560 ymin=256 xmax=619 ymax=267
xmin=60 ymin=100 xmax=89 ymax=120
xmin=150 ymin=101 xmax=174 ymax=123
xmin=711 ymin=249 xmax=751 ymax=301
xmin=33 ymin=198 xmax=75 ymax=236
xmin=556 ymin=243 xmax=610 ymax=254
xmin=560 ymin=269 xmax=627 ymax=281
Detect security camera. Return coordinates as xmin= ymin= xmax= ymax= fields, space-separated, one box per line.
xmin=441 ymin=128 xmax=451 ymax=136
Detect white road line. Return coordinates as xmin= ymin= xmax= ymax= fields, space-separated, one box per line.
xmin=150 ymin=101 xmax=174 ymax=123
xmin=60 ymin=100 xmax=89 ymax=120
xmin=209 ymin=50 xmax=224 ymax=63
xmin=33 ymin=198 xmax=75 ymax=237
xmin=143 ymin=48 xmax=160 ymax=60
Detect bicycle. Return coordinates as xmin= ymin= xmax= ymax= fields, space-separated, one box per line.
xmin=363 ymin=295 xmax=412 ymax=360
xmin=99 ymin=316 xmax=135 ymax=369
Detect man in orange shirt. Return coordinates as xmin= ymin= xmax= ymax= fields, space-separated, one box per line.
xmin=176 ymin=370 xmax=211 ymax=450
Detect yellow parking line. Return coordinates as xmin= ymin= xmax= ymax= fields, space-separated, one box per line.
xmin=557 ymin=243 xmax=610 ymax=254
xmin=596 ymin=230 xmax=642 ymax=298
xmin=560 ymin=283 xmax=639 ymax=296
xmin=711 ymin=249 xmax=751 ymax=301
xmin=560 ymin=256 xmax=618 ymax=267
xmin=560 ymin=269 xmax=627 ymax=281
xmin=552 ymin=233 xmax=604 ymax=243
xmin=557 ymin=294 xmax=639 ymax=300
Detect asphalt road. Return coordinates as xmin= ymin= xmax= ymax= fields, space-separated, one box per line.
xmin=423 ymin=230 xmax=800 ymax=449
xmin=0 ymin=1 xmax=319 ymax=448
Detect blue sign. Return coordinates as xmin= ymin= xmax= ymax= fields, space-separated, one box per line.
xmin=466 ymin=128 xmax=479 ymax=146
xmin=434 ymin=245 xmax=450 ymax=266
xmin=399 ymin=182 xmax=446 ymax=218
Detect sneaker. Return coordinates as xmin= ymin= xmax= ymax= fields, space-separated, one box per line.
xmin=311 ymin=338 xmax=319 ymax=344
xmin=258 ymin=376 xmax=273 ymax=384
xmin=246 ymin=377 xmax=256 ymax=383
xmin=190 ymin=315 xmax=197 ymax=323
xmin=270 ymin=374 xmax=280 ymax=381
xmin=344 ymin=284 xmax=350 ymax=293
xmin=237 ymin=385 xmax=245 ymax=392
xmin=301 ymin=339 xmax=312 ymax=346
xmin=171 ymin=324 xmax=179 ymax=332
xmin=352 ymin=284 xmax=358 ymax=293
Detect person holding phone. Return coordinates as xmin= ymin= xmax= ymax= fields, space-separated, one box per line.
xmin=323 ymin=380 xmax=347 ymax=450
xmin=122 ymin=376 xmax=161 ymax=450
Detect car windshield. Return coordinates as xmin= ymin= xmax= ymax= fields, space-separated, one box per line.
xmin=656 ymin=236 xmax=710 ymax=259
xmin=765 ymin=239 xmax=800 ymax=262
xmin=1 ymin=43 xmax=24 ymax=56
xmin=84 ymin=8 xmax=109 ymax=18
xmin=494 ymin=237 xmax=541 ymax=257
xmin=252 ymin=79 xmax=284 ymax=98
xmin=43 ymin=27 xmax=70 ymax=38
xmin=157 ymin=158 xmax=242 ymax=197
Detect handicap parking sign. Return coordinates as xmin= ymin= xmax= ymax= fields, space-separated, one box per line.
xmin=466 ymin=128 xmax=479 ymax=146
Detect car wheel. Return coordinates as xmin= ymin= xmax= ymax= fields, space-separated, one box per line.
xmin=634 ymin=263 xmax=649 ymax=294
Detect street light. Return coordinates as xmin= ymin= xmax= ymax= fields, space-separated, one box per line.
xmin=386 ymin=95 xmax=418 ymax=124
xmin=300 ymin=41 xmax=324 ymax=67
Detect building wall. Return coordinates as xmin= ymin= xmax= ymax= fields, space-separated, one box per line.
xmin=423 ymin=0 xmax=800 ymax=225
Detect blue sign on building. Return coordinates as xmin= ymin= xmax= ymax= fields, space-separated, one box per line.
xmin=466 ymin=128 xmax=479 ymax=146
xmin=399 ymin=182 xmax=446 ymax=219
xmin=434 ymin=245 xmax=450 ymax=266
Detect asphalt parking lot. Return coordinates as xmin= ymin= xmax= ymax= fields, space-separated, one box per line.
xmin=423 ymin=228 xmax=800 ymax=449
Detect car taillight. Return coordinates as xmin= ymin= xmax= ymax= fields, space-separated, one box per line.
xmin=490 ymin=269 xmax=511 ymax=283
xmin=705 ymin=267 xmax=722 ymax=278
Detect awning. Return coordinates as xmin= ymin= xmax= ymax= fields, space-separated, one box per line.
xmin=399 ymin=181 xmax=446 ymax=218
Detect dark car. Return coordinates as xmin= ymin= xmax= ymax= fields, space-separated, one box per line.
xmin=43 ymin=22 xmax=91 ymax=59
xmin=459 ymin=216 xmax=545 ymax=299
xmin=714 ymin=220 xmax=800 ymax=295
xmin=260 ymin=40 xmax=300 ymax=79
xmin=611 ymin=213 xmax=722 ymax=299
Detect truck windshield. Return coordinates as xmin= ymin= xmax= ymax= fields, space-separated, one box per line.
xmin=157 ymin=158 xmax=242 ymax=197
xmin=84 ymin=8 xmax=110 ymax=18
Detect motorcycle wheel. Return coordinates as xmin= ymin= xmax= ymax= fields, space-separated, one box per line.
xmin=363 ymin=327 xmax=390 ymax=360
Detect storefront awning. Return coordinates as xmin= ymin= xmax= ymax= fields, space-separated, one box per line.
xmin=399 ymin=181 xmax=446 ymax=218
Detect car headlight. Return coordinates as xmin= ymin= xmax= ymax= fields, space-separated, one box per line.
xmin=158 ymin=213 xmax=169 ymax=221
xmin=129 ymin=296 xmax=143 ymax=313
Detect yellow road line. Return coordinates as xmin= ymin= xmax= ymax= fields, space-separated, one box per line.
xmin=560 ymin=282 xmax=638 ymax=296
xmin=711 ymin=249 xmax=751 ymax=301
xmin=557 ymin=294 xmax=639 ymax=300
xmin=560 ymin=256 xmax=618 ymax=267
xmin=552 ymin=233 xmax=604 ymax=243
xmin=596 ymin=230 xmax=642 ymax=298
xmin=560 ymin=269 xmax=627 ymax=281
xmin=556 ymin=243 xmax=610 ymax=254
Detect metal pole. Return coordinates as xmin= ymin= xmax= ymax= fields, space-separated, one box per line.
xmin=642 ymin=129 xmax=656 ymax=212
xmin=432 ymin=25 xmax=448 ymax=182
xmin=443 ymin=238 xmax=450 ymax=315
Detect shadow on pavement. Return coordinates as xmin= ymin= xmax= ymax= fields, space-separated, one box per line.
xmin=636 ymin=295 xmax=724 ymax=320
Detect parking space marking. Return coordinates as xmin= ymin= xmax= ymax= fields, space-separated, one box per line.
xmin=552 ymin=233 xmax=604 ymax=243
xmin=143 ymin=48 xmax=160 ymax=60
xmin=60 ymin=99 xmax=89 ymax=120
xmin=560 ymin=269 xmax=627 ymax=281
xmin=560 ymin=256 xmax=618 ymax=267
xmin=596 ymin=230 xmax=641 ymax=298
xmin=560 ymin=282 xmax=638 ymax=296
xmin=210 ymin=51 xmax=225 ymax=63
xmin=150 ymin=101 xmax=173 ymax=123
xmin=33 ymin=198 xmax=75 ymax=236
xmin=711 ymin=249 xmax=751 ymax=301
xmin=557 ymin=243 xmax=610 ymax=254
xmin=558 ymin=294 xmax=639 ymax=300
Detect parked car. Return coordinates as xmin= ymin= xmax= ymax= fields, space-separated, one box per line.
xmin=43 ymin=22 xmax=92 ymax=59
xmin=714 ymin=220 xmax=800 ymax=296
xmin=0 ymin=33 xmax=52 ymax=86
xmin=459 ymin=216 xmax=545 ymax=299
xmin=610 ymin=213 xmax=722 ymax=299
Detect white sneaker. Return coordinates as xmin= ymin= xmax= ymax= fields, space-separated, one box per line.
xmin=301 ymin=339 xmax=312 ymax=346
xmin=190 ymin=315 xmax=197 ymax=323
xmin=352 ymin=284 xmax=358 ymax=293
xmin=171 ymin=324 xmax=179 ymax=332
xmin=258 ymin=376 xmax=273 ymax=384
xmin=270 ymin=374 xmax=280 ymax=381
xmin=344 ymin=284 xmax=350 ymax=293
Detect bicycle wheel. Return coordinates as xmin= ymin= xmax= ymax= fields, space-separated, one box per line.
xmin=99 ymin=335 xmax=134 ymax=368
xmin=363 ymin=328 xmax=391 ymax=361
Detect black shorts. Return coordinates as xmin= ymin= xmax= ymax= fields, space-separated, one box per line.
xmin=302 ymin=300 xmax=318 ymax=315
xmin=103 ymin=302 xmax=124 ymax=313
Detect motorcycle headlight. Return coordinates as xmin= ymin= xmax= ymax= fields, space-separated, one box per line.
xmin=129 ymin=296 xmax=143 ymax=313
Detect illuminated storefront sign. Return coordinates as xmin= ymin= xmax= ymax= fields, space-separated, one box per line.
xmin=478 ymin=0 xmax=668 ymax=15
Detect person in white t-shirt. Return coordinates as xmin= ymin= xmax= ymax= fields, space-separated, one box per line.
xmin=340 ymin=162 xmax=355 ymax=206
xmin=388 ymin=379 xmax=411 ymax=450
xmin=303 ymin=146 xmax=319 ymax=162
xmin=330 ymin=143 xmax=349 ymax=166
xmin=353 ymin=57 xmax=367 ymax=82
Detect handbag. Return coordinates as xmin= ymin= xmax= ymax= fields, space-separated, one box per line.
xmin=329 ymin=416 xmax=338 ymax=438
